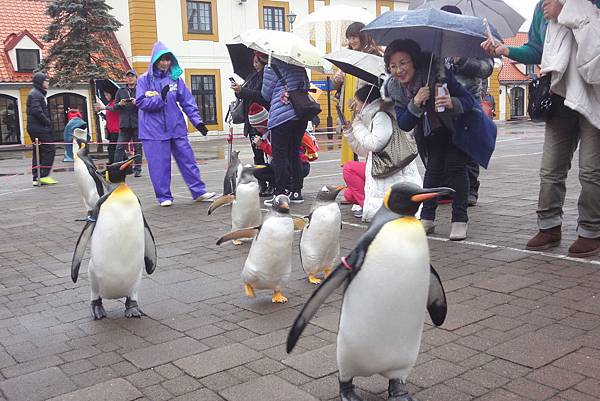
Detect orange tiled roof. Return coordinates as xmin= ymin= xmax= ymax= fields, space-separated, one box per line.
xmin=0 ymin=0 xmax=130 ymax=84
xmin=498 ymin=32 xmax=539 ymax=83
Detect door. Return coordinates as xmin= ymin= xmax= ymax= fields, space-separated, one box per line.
xmin=47 ymin=93 xmax=88 ymax=141
xmin=0 ymin=95 xmax=20 ymax=145
xmin=510 ymin=87 xmax=524 ymax=118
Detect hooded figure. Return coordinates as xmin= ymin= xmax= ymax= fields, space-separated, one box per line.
xmin=136 ymin=41 xmax=214 ymax=206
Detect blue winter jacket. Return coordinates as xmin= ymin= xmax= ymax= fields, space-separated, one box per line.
xmin=261 ymin=59 xmax=310 ymax=130
xmin=136 ymin=41 xmax=203 ymax=140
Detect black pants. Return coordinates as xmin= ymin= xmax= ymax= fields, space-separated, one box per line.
xmin=421 ymin=130 xmax=469 ymax=223
xmin=270 ymin=119 xmax=307 ymax=194
xmin=466 ymin=158 xmax=480 ymax=199
xmin=107 ymin=132 xmax=119 ymax=164
xmin=254 ymin=162 xmax=310 ymax=189
xmin=30 ymin=131 xmax=55 ymax=180
xmin=115 ymin=128 xmax=143 ymax=173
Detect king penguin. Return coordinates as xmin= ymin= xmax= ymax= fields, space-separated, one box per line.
xmin=208 ymin=165 xmax=265 ymax=245
xmin=72 ymin=128 xmax=106 ymax=220
xmin=287 ymin=183 xmax=450 ymax=401
xmin=216 ymin=194 xmax=305 ymax=303
xmin=300 ymin=185 xmax=345 ymax=284
xmin=71 ymin=156 xmax=157 ymax=320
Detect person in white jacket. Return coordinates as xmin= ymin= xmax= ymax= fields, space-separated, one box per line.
xmin=343 ymin=84 xmax=423 ymax=222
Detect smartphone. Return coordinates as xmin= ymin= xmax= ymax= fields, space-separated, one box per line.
xmin=436 ymin=83 xmax=447 ymax=113
xmin=125 ymin=98 xmax=133 ymax=102
xmin=229 ymin=77 xmax=237 ymax=84
xmin=483 ymin=18 xmax=496 ymax=47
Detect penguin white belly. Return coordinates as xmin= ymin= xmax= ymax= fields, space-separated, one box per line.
xmin=300 ymin=204 xmax=341 ymax=274
xmin=337 ymin=217 xmax=430 ymax=381
xmin=89 ymin=188 xmax=144 ymax=300
xmin=232 ymin=182 xmax=261 ymax=231
xmin=74 ymin=157 xmax=99 ymax=212
xmin=242 ymin=216 xmax=293 ymax=290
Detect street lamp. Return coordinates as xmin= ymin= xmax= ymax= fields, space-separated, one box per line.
xmin=286 ymin=12 xmax=297 ymax=31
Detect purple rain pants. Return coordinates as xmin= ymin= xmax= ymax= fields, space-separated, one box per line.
xmin=142 ymin=137 xmax=207 ymax=203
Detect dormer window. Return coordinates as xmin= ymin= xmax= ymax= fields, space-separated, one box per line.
xmin=16 ymin=49 xmax=40 ymax=72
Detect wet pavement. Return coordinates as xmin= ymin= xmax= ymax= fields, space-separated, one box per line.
xmin=0 ymin=120 xmax=599 ymax=401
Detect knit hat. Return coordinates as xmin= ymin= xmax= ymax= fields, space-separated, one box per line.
xmin=248 ymin=103 xmax=268 ymax=128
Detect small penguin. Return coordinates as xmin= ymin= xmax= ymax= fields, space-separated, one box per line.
xmin=223 ymin=150 xmax=242 ymax=196
xmin=72 ymin=128 xmax=106 ymax=220
xmin=300 ymin=185 xmax=345 ymax=284
xmin=216 ymin=194 xmax=304 ymax=303
xmin=208 ymin=165 xmax=264 ymax=245
xmin=71 ymin=156 xmax=157 ymax=320
xmin=287 ymin=183 xmax=450 ymax=401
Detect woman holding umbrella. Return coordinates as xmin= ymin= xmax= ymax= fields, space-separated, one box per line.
xmin=385 ymin=39 xmax=479 ymax=240
xmin=230 ymin=51 xmax=271 ymax=196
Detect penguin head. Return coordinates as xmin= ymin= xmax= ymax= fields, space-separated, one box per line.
xmin=238 ymin=164 xmax=265 ymax=185
xmin=73 ymin=128 xmax=88 ymax=149
xmin=271 ymin=194 xmax=290 ymax=214
xmin=384 ymin=183 xmax=455 ymax=216
xmin=102 ymin=155 xmax=139 ymax=184
xmin=315 ymin=185 xmax=346 ymax=203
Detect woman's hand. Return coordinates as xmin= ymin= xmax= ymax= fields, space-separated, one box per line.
xmin=413 ymin=87 xmax=430 ymax=108
xmin=435 ymin=87 xmax=453 ymax=111
xmin=231 ymin=82 xmax=242 ymax=94
xmin=481 ymin=39 xmax=508 ymax=57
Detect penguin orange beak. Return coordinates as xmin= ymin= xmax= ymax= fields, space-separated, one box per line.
xmin=335 ymin=185 xmax=347 ymax=191
xmin=119 ymin=155 xmax=140 ymax=171
xmin=411 ymin=187 xmax=455 ymax=202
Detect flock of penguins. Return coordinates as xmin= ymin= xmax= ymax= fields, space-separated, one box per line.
xmin=68 ymin=128 xmax=453 ymax=401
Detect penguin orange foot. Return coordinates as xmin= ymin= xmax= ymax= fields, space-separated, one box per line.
xmin=91 ymin=298 xmax=106 ymax=320
xmin=388 ymin=379 xmax=416 ymax=401
xmin=124 ymin=297 xmax=145 ymax=318
xmin=244 ymin=283 xmax=256 ymax=298
xmin=340 ymin=380 xmax=364 ymax=401
xmin=323 ymin=267 xmax=332 ymax=278
xmin=232 ymin=239 xmax=243 ymax=246
xmin=272 ymin=290 xmax=288 ymax=303
xmin=308 ymin=273 xmax=321 ymax=285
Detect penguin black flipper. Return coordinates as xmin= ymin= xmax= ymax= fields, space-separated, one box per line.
xmin=71 ymin=220 xmax=95 ymax=283
xmin=142 ymin=213 xmax=157 ymax=275
xmin=427 ymin=265 xmax=448 ymax=326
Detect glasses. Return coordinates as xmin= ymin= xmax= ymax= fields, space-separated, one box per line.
xmin=391 ymin=60 xmax=412 ymax=70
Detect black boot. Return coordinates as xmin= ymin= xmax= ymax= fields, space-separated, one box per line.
xmin=259 ymin=181 xmax=270 ymax=197
xmin=388 ymin=379 xmax=416 ymax=401
xmin=260 ymin=184 xmax=275 ymax=198
xmin=339 ymin=379 xmax=364 ymax=401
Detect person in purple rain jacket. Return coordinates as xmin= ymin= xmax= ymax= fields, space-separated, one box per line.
xmin=136 ymin=41 xmax=215 ymax=207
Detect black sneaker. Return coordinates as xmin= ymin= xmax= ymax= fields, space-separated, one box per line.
xmin=134 ymin=171 xmax=142 ymax=177
xmin=290 ymin=192 xmax=304 ymax=204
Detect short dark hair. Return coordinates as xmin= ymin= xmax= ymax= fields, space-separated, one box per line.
xmin=383 ymin=39 xmax=423 ymax=73
xmin=355 ymin=84 xmax=381 ymax=104
xmin=441 ymin=5 xmax=462 ymax=14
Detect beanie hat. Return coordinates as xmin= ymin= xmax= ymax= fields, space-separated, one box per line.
xmin=248 ymin=102 xmax=268 ymax=128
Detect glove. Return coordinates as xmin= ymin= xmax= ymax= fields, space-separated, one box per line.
xmin=161 ymin=85 xmax=170 ymax=101
xmin=195 ymin=123 xmax=209 ymax=136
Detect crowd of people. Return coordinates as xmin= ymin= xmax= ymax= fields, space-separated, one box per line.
xmin=24 ymin=0 xmax=600 ymax=257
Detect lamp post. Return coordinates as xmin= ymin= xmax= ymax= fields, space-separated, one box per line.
xmin=286 ymin=12 xmax=297 ymax=32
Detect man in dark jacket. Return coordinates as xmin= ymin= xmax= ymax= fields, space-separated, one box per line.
xmin=27 ymin=72 xmax=57 ymax=186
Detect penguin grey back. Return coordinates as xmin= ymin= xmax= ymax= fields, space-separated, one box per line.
xmin=223 ymin=150 xmax=241 ymax=195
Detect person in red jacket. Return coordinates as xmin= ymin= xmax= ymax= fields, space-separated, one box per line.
xmin=95 ymin=89 xmax=120 ymax=164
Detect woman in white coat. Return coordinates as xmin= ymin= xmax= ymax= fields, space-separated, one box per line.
xmin=343 ymin=84 xmax=423 ymax=222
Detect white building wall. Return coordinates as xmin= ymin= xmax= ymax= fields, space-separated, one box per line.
xmin=499 ymin=85 xmax=507 ymax=121
xmin=107 ymin=0 xmax=132 ymax=61
xmin=7 ymin=36 xmax=41 ymax=72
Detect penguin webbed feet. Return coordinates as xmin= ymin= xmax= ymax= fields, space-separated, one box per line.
xmin=90 ymin=298 xmax=106 ymax=320
xmin=339 ymin=379 xmax=365 ymax=401
xmin=388 ymin=379 xmax=416 ymax=401
xmin=124 ymin=298 xmax=145 ymax=319
xmin=271 ymin=290 xmax=288 ymax=303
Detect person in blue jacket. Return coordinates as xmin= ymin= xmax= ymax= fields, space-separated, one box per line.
xmin=385 ymin=39 xmax=482 ymax=241
xmin=136 ymin=41 xmax=215 ymax=206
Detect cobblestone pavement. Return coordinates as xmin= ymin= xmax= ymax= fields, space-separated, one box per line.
xmin=0 ymin=120 xmax=599 ymax=401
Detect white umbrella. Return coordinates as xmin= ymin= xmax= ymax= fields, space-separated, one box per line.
xmin=294 ymin=5 xmax=375 ymax=48
xmin=233 ymin=29 xmax=332 ymax=72
xmin=409 ymin=0 xmax=525 ymax=38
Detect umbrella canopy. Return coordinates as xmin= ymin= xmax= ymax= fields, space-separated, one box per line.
xmin=325 ymin=48 xmax=385 ymax=86
xmin=95 ymin=79 xmax=121 ymax=104
xmin=294 ymin=5 xmax=375 ymax=48
xmin=362 ymin=8 xmax=502 ymax=59
xmin=233 ymin=29 xmax=332 ymax=72
xmin=409 ymin=0 xmax=524 ymax=38
xmin=226 ymin=43 xmax=256 ymax=80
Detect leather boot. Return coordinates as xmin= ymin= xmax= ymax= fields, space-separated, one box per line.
xmin=568 ymin=236 xmax=600 ymax=258
xmin=525 ymin=226 xmax=561 ymax=250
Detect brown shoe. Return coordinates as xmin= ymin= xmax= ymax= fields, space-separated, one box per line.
xmin=568 ymin=236 xmax=600 ymax=258
xmin=526 ymin=226 xmax=561 ymax=250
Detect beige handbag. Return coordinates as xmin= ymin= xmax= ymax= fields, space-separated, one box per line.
xmin=371 ymin=110 xmax=418 ymax=178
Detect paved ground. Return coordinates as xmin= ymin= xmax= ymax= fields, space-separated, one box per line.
xmin=0 ymin=120 xmax=599 ymax=401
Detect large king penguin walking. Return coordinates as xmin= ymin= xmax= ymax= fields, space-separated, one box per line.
xmin=71 ymin=156 xmax=157 ymax=320
xmin=287 ymin=183 xmax=450 ymax=401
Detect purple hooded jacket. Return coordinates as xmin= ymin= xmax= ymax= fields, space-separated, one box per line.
xmin=136 ymin=42 xmax=203 ymax=140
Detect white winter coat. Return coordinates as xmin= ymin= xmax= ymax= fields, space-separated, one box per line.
xmin=345 ymin=99 xmax=423 ymax=222
xmin=541 ymin=0 xmax=600 ymax=129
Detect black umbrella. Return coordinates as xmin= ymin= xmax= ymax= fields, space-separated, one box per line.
xmin=226 ymin=43 xmax=255 ymax=80
xmin=325 ymin=48 xmax=385 ymax=86
xmin=95 ymin=79 xmax=121 ymax=104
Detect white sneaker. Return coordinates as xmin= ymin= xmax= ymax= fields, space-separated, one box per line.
xmin=351 ymin=204 xmax=361 ymax=212
xmin=160 ymin=200 xmax=173 ymax=207
xmin=195 ymin=192 xmax=216 ymax=202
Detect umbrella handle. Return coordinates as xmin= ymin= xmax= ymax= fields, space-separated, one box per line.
xmin=426 ymin=53 xmax=434 ymax=87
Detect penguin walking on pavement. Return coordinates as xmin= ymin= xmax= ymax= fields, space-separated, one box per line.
xmin=287 ymin=183 xmax=450 ymax=401
xmin=71 ymin=156 xmax=157 ymax=320
xmin=223 ymin=150 xmax=242 ymax=196
xmin=72 ymin=128 xmax=106 ymax=220
xmin=216 ymin=194 xmax=305 ymax=303
xmin=300 ymin=185 xmax=345 ymax=284
xmin=208 ymin=165 xmax=265 ymax=245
